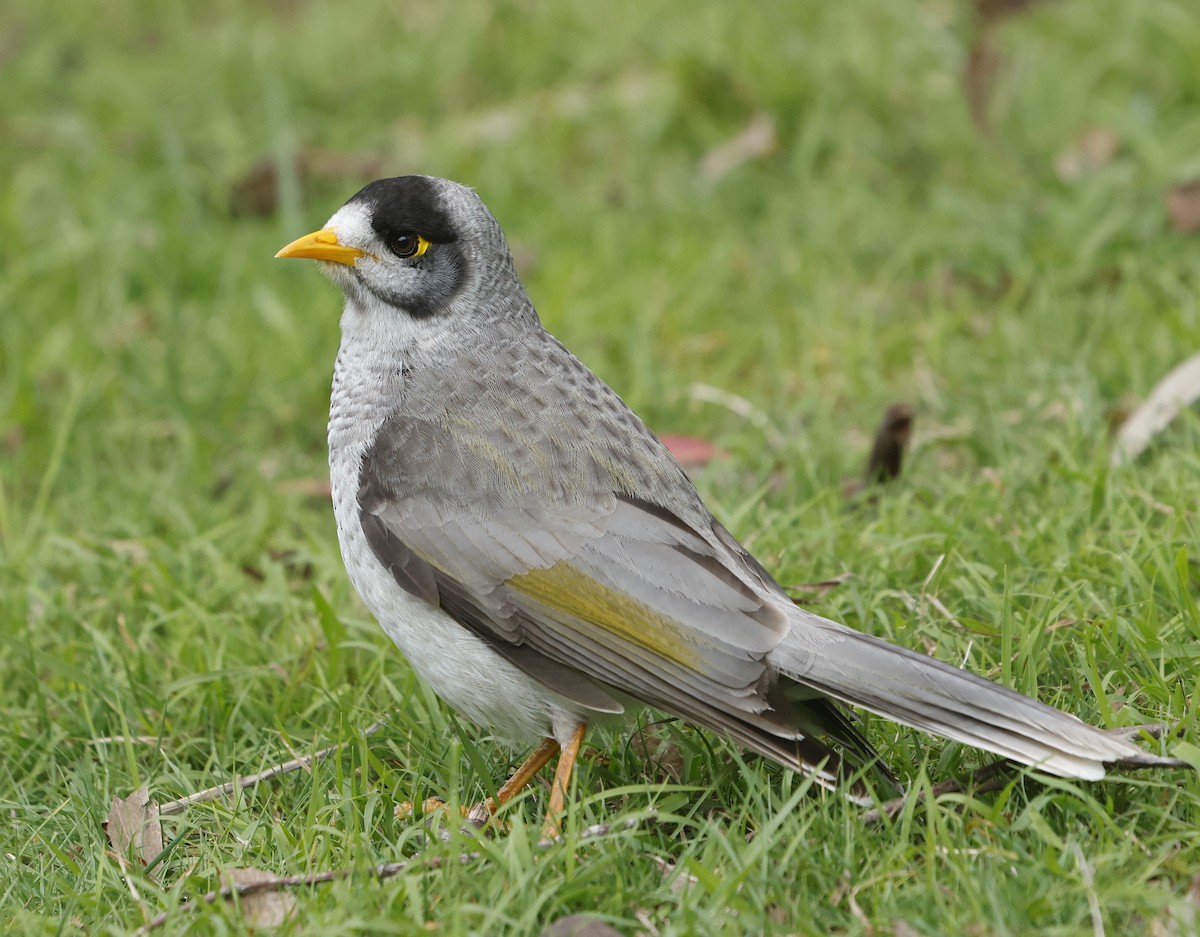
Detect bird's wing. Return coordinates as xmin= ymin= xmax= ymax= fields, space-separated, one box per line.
xmin=359 ymin=418 xmax=786 ymax=708
xmin=357 ymin=406 xmax=881 ymax=788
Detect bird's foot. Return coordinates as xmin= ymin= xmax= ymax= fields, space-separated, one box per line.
xmin=395 ymin=797 xmax=507 ymax=839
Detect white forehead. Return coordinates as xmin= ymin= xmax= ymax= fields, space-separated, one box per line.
xmin=325 ymin=201 xmax=376 ymax=247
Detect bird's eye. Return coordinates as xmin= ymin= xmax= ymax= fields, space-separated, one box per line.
xmin=388 ymin=233 xmax=430 ymax=259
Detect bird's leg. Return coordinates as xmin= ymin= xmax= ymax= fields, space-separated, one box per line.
xmin=541 ymin=722 xmax=587 ymax=841
xmin=492 ymin=737 xmax=561 ymax=809
xmin=465 ymin=737 xmax=561 ymax=828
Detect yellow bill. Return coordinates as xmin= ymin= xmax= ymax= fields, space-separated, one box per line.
xmin=275 ymin=228 xmax=366 ymax=266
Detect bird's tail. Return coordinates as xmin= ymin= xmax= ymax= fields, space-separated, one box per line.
xmin=772 ymin=606 xmax=1173 ymax=780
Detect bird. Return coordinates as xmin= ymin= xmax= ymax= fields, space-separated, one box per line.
xmin=276 ymin=175 xmax=1172 ymax=835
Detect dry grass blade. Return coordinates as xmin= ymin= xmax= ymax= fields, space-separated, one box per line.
xmin=1111 ymin=352 xmax=1200 ymax=465
xmin=685 ymin=383 xmax=787 ymax=451
xmin=699 ymin=112 xmax=777 ymax=184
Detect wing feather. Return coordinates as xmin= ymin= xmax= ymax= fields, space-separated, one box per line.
xmin=357 ymin=401 xmax=886 ymax=791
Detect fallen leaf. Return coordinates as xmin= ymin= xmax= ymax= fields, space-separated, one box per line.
xmin=223 ymin=867 xmax=299 ymax=929
xmin=1111 ymin=351 xmax=1200 ymax=465
xmin=659 ymin=434 xmax=719 ymax=468
xmin=699 ymin=112 xmax=777 ymax=183
xmin=1166 ymin=180 xmax=1200 ymax=235
xmin=104 ymin=786 xmax=163 ymax=871
xmin=1054 ymin=126 xmax=1120 ymax=182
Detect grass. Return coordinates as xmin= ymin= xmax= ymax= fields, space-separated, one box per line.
xmin=2 ymin=0 xmax=1199 ymax=933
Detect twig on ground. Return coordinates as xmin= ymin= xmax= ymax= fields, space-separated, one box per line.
xmin=158 ymin=720 xmax=387 ymax=817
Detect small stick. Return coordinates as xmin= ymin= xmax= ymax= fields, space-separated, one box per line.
xmin=158 ymin=720 xmax=386 ymax=817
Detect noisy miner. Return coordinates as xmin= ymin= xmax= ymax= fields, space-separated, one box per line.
xmin=277 ymin=176 xmax=1173 ymax=834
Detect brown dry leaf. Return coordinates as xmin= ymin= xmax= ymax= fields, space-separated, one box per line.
xmin=699 ymin=112 xmax=777 ymax=183
xmin=1054 ymin=126 xmax=1120 ymax=182
xmin=1112 ymin=351 xmax=1200 ymax=465
xmin=223 ymin=867 xmax=299 ymax=929
xmin=659 ymin=434 xmax=720 ymax=468
xmin=1166 ymin=180 xmax=1200 ymax=235
xmin=104 ymin=786 xmax=163 ymax=870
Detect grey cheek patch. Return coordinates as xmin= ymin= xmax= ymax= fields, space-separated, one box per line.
xmin=374 ymin=244 xmax=469 ymax=320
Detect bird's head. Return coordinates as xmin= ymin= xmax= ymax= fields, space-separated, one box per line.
xmin=276 ymin=175 xmax=527 ymax=324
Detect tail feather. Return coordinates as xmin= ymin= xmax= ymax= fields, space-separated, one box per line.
xmin=773 ymin=607 xmax=1148 ymax=780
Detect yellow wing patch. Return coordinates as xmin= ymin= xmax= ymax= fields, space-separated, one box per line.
xmin=508 ymin=561 xmax=699 ymax=669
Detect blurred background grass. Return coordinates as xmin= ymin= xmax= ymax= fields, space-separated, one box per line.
xmin=2 ymin=1 xmax=1199 ymax=934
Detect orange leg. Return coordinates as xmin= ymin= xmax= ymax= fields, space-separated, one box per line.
xmin=541 ymin=722 xmax=587 ymax=840
xmin=404 ymin=737 xmax=568 ymax=831
xmin=491 ymin=737 xmax=561 ymax=810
